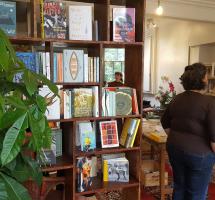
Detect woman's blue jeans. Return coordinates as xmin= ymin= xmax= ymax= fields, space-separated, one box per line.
xmin=167 ymin=144 xmax=215 ymax=200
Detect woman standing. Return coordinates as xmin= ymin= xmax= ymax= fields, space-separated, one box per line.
xmin=161 ymin=63 xmax=215 ymax=200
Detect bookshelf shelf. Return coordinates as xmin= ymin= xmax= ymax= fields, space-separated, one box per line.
xmin=48 ymin=114 xmax=142 ymax=123
xmin=41 ymin=155 xmax=73 ymax=172
xmin=55 ymin=82 xmax=100 ymax=87
xmin=75 ymin=176 xmax=140 ymax=196
xmin=75 ymin=146 xmax=140 ymax=157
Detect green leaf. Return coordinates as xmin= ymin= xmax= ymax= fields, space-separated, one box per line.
xmin=0 ymin=109 xmax=26 ymax=130
xmin=0 ymin=40 xmax=9 ymax=71
xmin=33 ymin=72 xmax=58 ymax=95
xmin=22 ymin=155 xmax=42 ymax=185
xmin=23 ymin=70 xmax=38 ymax=96
xmin=5 ymin=96 xmax=27 ymax=110
xmin=1 ymin=113 xmax=28 ymax=165
xmin=36 ymin=95 xmax=47 ymax=113
xmin=0 ymin=176 xmax=8 ymax=200
xmin=0 ymin=172 xmax=31 ymax=200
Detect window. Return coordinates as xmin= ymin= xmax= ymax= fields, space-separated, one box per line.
xmin=104 ymin=48 xmax=125 ymax=83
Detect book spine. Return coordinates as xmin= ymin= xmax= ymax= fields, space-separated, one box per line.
xmin=93 ymin=86 xmax=99 ymax=117
xmin=102 ymin=88 xmax=106 ymax=116
xmin=58 ymin=53 xmax=63 ymax=82
xmin=90 ymin=58 xmax=93 ymax=82
xmin=103 ymin=160 xmax=108 ymax=181
xmin=40 ymin=0 xmax=44 ymax=38
xmin=84 ymin=54 xmax=89 ymax=82
xmin=42 ymin=52 xmax=46 ymax=77
xmin=46 ymin=52 xmax=50 ymax=80
xmin=132 ymin=88 xmax=139 ymax=115
xmin=96 ymin=57 xmax=99 ymax=82
xmin=53 ymin=53 xmax=57 ymax=82
xmin=94 ymin=57 xmax=97 ymax=82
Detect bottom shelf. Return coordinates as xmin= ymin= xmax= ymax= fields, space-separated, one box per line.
xmin=75 ymin=176 xmax=140 ymax=196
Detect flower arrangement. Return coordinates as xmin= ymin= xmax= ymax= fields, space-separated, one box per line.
xmin=155 ymin=76 xmax=176 ymax=108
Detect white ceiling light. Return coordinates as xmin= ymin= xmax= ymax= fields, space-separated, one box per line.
xmin=156 ymin=0 xmax=163 ymax=15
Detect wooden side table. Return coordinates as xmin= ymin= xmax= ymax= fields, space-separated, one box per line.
xmin=142 ymin=135 xmax=173 ymax=200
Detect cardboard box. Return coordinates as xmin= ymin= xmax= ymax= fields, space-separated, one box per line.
xmin=141 ymin=160 xmax=168 ymax=187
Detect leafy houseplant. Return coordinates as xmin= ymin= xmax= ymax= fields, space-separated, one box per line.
xmin=0 ymin=29 xmax=58 ymax=199
xmin=155 ymin=76 xmax=176 ymax=109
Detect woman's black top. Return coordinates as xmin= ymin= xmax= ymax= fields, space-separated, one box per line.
xmin=161 ymin=91 xmax=215 ymax=154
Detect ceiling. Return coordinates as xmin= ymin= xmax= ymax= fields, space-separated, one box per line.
xmin=165 ymin=0 xmax=215 ymax=8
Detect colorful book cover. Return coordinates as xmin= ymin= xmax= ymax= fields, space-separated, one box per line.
xmin=0 ymin=0 xmax=16 ymax=36
xmin=115 ymin=87 xmax=132 ymax=115
xmin=113 ymin=8 xmax=135 ymax=42
xmin=72 ymin=88 xmax=93 ymax=117
xmin=69 ymin=5 xmax=92 ymax=40
xmin=79 ymin=122 xmax=96 ymax=152
xmin=63 ymin=49 xmax=84 ymax=83
xmin=16 ymin=52 xmax=37 ymax=72
xmin=120 ymin=118 xmax=140 ymax=147
xmin=99 ymin=120 xmax=119 ymax=148
xmin=42 ymin=0 xmax=67 ymax=39
xmin=76 ymin=157 xmax=95 ymax=192
xmin=103 ymin=158 xmax=129 ymax=182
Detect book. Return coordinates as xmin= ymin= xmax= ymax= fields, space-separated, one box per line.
xmin=14 ymin=52 xmax=38 ymax=82
xmin=16 ymin=52 xmax=38 ymax=73
xmin=113 ymin=8 xmax=135 ymax=42
xmin=132 ymin=88 xmax=139 ymax=114
xmin=42 ymin=0 xmax=67 ymax=39
xmin=63 ymin=49 xmax=84 ymax=83
xmin=103 ymin=157 xmax=129 ymax=182
xmin=0 ymin=1 xmax=16 ymax=36
xmin=92 ymin=86 xmax=99 ymax=117
xmin=51 ymin=128 xmax=62 ymax=157
xmin=99 ymin=120 xmax=119 ymax=148
xmin=72 ymin=88 xmax=93 ymax=117
xmin=76 ymin=156 xmax=97 ymax=192
xmin=120 ymin=118 xmax=140 ymax=148
xmin=39 ymin=86 xmax=60 ymax=120
xmin=38 ymin=149 xmax=56 ymax=165
xmin=63 ymin=89 xmax=71 ymax=119
xmin=78 ymin=122 xmax=96 ymax=152
xmin=84 ymin=53 xmax=89 ymax=82
xmin=69 ymin=5 xmax=92 ymax=40
xmin=115 ymin=87 xmax=132 ymax=115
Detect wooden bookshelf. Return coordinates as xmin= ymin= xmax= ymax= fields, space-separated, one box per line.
xmin=9 ymin=0 xmax=145 ymax=199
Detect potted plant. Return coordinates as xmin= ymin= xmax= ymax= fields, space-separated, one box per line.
xmin=0 ymin=29 xmax=58 ymax=199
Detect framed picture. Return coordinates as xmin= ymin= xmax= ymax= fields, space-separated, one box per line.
xmin=99 ymin=120 xmax=119 ymax=148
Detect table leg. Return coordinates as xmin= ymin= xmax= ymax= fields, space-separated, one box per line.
xmin=160 ymin=145 xmax=165 ymax=200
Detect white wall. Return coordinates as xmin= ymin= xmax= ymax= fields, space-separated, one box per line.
xmin=144 ymin=17 xmax=215 ymax=106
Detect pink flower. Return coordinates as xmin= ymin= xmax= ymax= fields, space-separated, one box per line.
xmin=169 ymin=82 xmax=175 ymax=92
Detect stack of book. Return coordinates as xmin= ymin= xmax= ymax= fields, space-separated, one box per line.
xmin=102 ymin=153 xmax=129 ymax=182
xmin=102 ymin=87 xmax=139 ymax=116
xmin=63 ymin=87 xmax=99 ymax=118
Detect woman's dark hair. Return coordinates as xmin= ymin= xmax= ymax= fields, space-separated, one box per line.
xmin=180 ymin=63 xmax=207 ymax=90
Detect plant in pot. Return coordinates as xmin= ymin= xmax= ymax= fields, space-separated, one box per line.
xmin=0 ymin=29 xmax=58 ymax=199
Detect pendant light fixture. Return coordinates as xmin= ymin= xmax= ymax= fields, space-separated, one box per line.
xmin=156 ymin=0 xmax=163 ymax=15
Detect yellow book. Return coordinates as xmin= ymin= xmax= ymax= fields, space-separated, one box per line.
xmin=130 ymin=119 xmax=140 ymax=147
xmin=120 ymin=118 xmax=131 ymax=146
xmin=103 ymin=160 xmax=108 ymax=181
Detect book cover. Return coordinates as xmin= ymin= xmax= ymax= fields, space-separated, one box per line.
xmin=79 ymin=122 xmax=96 ymax=152
xmin=16 ymin=52 xmax=37 ymax=72
xmin=92 ymin=86 xmax=99 ymax=117
xmin=120 ymin=118 xmax=140 ymax=147
xmin=42 ymin=0 xmax=67 ymax=39
xmin=99 ymin=120 xmax=119 ymax=148
xmin=76 ymin=157 xmax=94 ymax=192
xmin=63 ymin=89 xmax=71 ymax=119
xmin=132 ymin=88 xmax=139 ymax=114
xmin=63 ymin=49 xmax=84 ymax=83
xmin=37 ymin=149 xmax=56 ymax=165
xmin=39 ymin=86 xmax=60 ymax=120
xmin=84 ymin=53 xmax=89 ymax=82
xmin=113 ymin=8 xmax=135 ymax=42
xmin=103 ymin=158 xmax=129 ymax=182
xmin=69 ymin=5 xmax=92 ymax=40
xmin=51 ymin=128 xmax=62 ymax=157
xmin=0 ymin=0 xmax=16 ymax=36
xmin=72 ymin=88 xmax=93 ymax=117
xmin=115 ymin=87 xmax=132 ymax=115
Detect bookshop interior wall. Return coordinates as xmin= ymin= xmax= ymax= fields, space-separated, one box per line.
xmin=144 ymin=0 xmax=215 ymax=106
